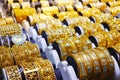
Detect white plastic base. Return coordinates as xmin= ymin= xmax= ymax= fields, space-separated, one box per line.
xmin=57 ymin=61 xmax=79 ymax=80
xmin=45 ymin=46 xmax=60 ymax=68
xmin=112 ymin=56 xmax=120 ymax=80
xmin=36 ymin=35 xmax=47 ymax=52
xmin=22 ymin=20 xmax=30 ymax=32
xmin=28 ymin=27 xmax=38 ymax=42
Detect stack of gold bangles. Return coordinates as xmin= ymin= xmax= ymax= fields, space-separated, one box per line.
xmin=67 ymin=47 xmax=114 ymax=80
xmin=43 ymin=27 xmax=76 ymax=43
xmin=56 ymin=35 xmax=92 ymax=60
xmin=3 ymin=58 xmax=56 ymax=80
xmin=12 ymin=8 xmax=36 ymax=23
xmin=0 ymin=23 xmax=22 ymax=36
xmin=91 ymin=30 xmax=120 ymax=47
xmin=0 ymin=42 xmax=41 ymax=68
xmin=8 ymin=2 xmax=31 ymax=13
xmin=0 ymin=17 xmax=15 ymax=26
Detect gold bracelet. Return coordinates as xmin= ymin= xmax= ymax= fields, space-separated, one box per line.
xmin=0 ymin=46 xmax=14 ymax=68
xmin=34 ymin=58 xmax=56 ymax=80
xmin=87 ymin=49 xmax=101 ymax=76
xmin=110 ymin=30 xmax=120 ymax=44
xmin=79 ymin=52 xmax=93 ymax=79
xmin=21 ymin=2 xmax=31 ymax=9
xmin=13 ymin=8 xmax=36 ymax=23
xmin=65 ymin=39 xmax=77 ymax=54
xmin=5 ymin=17 xmax=14 ymax=25
xmin=23 ymin=42 xmax=41 ymax=61
xmin=40 ymin=1 xmax=49 ymax=7
xmin=92 ymin=48 xmax=109 ymax=79
xmin=20 ymin=62 xmax=39 ymax=80
xmin=79 ymin=35 xmax=92 ymax=50
xmin=96 ymin=47 xmax=114 ymax=75
xmin=57 ymin=40 xmax=67 ymax=60
xmin=4 ymin=65 xmax=22 ymax=80
xmin=0 ymin=19 xmax=6 ymax=26
xmin=69 ymin=53 xmax=88 ymax=80
xmin=92 ymin=32 xmax=107 ymax=47
xmin=11 ymin=45 xmax=28 ymax=64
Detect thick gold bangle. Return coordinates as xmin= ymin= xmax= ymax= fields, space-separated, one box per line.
xmin=0 ymin=19 xmax=6 ymax=26
xmin=11 ymin=45 xmax=28 ymax=64
xmin=21 ymin=2 xmax=31 ymax=9
xmin=20 ymin=62 xmax=39 ymax=80
xmin=92 ymin=32 xmax=106 ymax=47
xmin=34 ymin=58 xmax=56 ymax=80
xmin=40 ymin=1 xmax=49 ymax=7
xmin=79 ymin=35 xmax=92 ymax=50
xmin=23 ymin=42 xmax=41 ymax=61
xmin=57 ymin=40 xmax=67 ymax=60
xmin=5 ymin=17 xmax=14 ymax=24
xmin=96 ymin=47 xmax=114 ymax=74
xmin=4 ymin=65 xmax=22 ymax=80
xmin=70 ymin=53 xmax=87 ymax=80
xmin=92 ymin=49 xmax=109 ymax=79
xmin=79 ymin=52 xmax=93 ymax=79
xmin=0 ymin=46 xmax=14 ymax=68
xmin=110 ymin=30 xmax=120 ymax=44
xmin=13 ymin=8 xmax=36 ymax=23
xmin=65 ymin=39 xmax=77 ymax=54
xmin=87 ymin=50 xmax=101 ymax=76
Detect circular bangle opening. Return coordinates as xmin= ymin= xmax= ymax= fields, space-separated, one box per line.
xmin=88 ymin=36 xmax=98 ymax=47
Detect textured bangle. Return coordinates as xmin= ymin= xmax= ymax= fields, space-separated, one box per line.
xmin=34 ymin=58 xmax=56 ymax=80
xmin=4 ymin=65 xmax=22 ymax=80
xmin=20 ymin=62 xmax=39 ymax=80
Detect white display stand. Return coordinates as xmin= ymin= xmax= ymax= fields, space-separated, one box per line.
xmin=45 ymin=46 xmax=60 ymax=68
xmin=28 ymin=27 xmax=48 ymax=52
xmin=28 ymin=27 xmax=38 ymax=42
xmin=36 ymin=35 xmax=47 ymax=52
xmin=112 ymin=56 xmax=120 ymax=80
xmin=57 ymin=61 xmax=79 ymax=80
xmin=22 ymin=20 xmax=30 ymax=32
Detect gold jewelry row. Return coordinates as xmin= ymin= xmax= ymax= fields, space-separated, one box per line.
xmin=4 ymin=58 xmax=56 ymax=80
xmin=0 ymin=23 xmax=22 ymax=36
xmin=91 ymin=30 xmax=120 ymax=47
xmin=0 ymin=42 xmax=41 ymax=68
xmin=56 ymin=35 xmax=92 ymax=60
xmin=0 ymin=17 xmax=15 ymax=26
xmin=68 ymin=47 xmax=114 ymax=80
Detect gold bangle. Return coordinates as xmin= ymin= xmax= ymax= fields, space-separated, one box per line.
xmin=4 ymin=65 xmax=22 ymax=80
xmin=79 ymin=52 xmax=93 ymax=79
xmin=0 ymin=46 xmax=14 ymax=68
xmin=0 ymin=19 xmax=6 ymax=26
xmin=23 ymin=42 xmax=41 ymax=61
xmin=92 ymin=49 xmax=109 ymax=79
xmin=86 ymin=50 xmax=101 ymax=76
xmin=96 ymin=47 xmax=114 ymax=75
xmin=92 ymin=32 xmax=107 ymax=47
xmin=34 ymin=58 xmax=56 ymax=80
xmin=57 ymin=40 xmax=67 ymax=60
xmin=40 ymin=1 xmax=49 ymax=7
xmin=65 ymin=39 xmax=77 ymax=54
xmin=5 ymin=17 xmax=14 ymax=25
xmin=11 ymin=45 xmax=28 ymax=64
xmin=70 ymin=53 xmax=88 ymax=79
xmin=20 ymin=62 xmax=39 ymax=80
xmin=110 ymin=30 xmax=120 ymax=44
